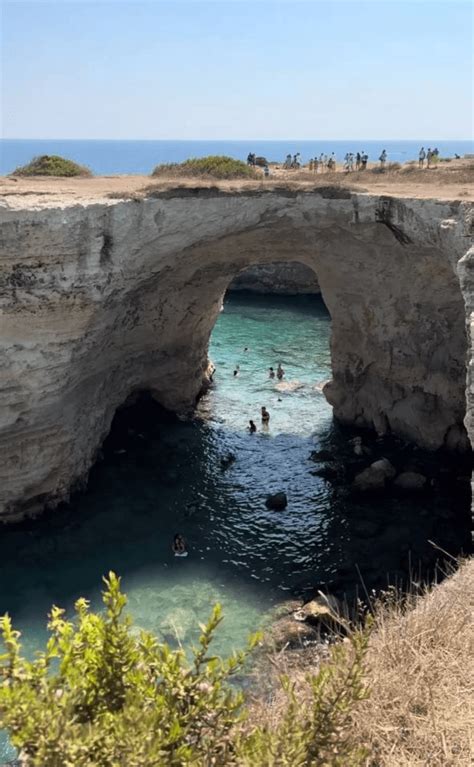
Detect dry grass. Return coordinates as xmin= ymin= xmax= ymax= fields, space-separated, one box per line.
xmin=248 ymin=559 xmax=474 ymax=766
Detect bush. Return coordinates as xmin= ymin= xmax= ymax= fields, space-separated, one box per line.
xmin=11 ymin=155 xmax=92 ymax=177
xmin=151 ymin=155 xmax=257 ymax=180
xmin=0 ymin=573 xmax=370 ymax=767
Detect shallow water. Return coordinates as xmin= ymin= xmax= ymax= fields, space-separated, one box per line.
xmin=0 ymin=293 xmax=470 ymax=762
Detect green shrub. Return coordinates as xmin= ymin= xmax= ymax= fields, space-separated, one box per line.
xmin=0 ymin=573 xmax=369 ymax=766
xmin=151 ymin=155 xmax=257 ymax=180
xmin=11 ymin=155 xmax=92 ymax=177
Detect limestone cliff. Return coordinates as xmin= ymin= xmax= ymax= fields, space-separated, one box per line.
xmin=0 ymin=187 xmax=472 ymax=520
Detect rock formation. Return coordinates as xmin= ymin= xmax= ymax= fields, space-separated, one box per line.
xmin=229 ymin=261 xmax=320 ymax=294
xmin=0 ymin=187 xmax=472 ymax=520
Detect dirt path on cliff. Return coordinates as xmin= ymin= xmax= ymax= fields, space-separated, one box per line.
xmin=1 ymin=159 xmax=472 ymax=208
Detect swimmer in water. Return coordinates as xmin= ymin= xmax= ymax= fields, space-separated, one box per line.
xmin=172 ymin=533 xmax=187 ymax=555
xmin=248 ymin=420 xmax=257 ymax=433
xmin=243 ymin=347 xmax=249 ymax=352
xmin=269 ymin=367 xmax=275 ymax=379
xmin=233 ymin=365 xmax=240 ymax=377
xmin=261 ymin=406 xmax=270 ymax=424
xmin=277 ymin=363 xmax=285 ymax=380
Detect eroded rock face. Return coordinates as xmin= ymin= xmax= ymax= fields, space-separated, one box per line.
xmin=0 ymin=188 xmax=472 ymax=520
xmin=229 ymin=261 xmax=320 ymax=294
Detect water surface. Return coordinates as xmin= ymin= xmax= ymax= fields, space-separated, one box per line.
xmin=0 ymin=293 xmax=470 ymax=761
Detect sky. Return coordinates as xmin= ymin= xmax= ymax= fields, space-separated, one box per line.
xmin=1 ymin=0 xmax=473 ymax=140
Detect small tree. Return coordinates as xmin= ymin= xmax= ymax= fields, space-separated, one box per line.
xmin=0 ymin=573 xmax=369 ymax=766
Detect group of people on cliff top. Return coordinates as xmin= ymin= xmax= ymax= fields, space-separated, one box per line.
xmin=418 ymin=147 xmax=440 ymax=168
xmin=247 ymin=145 xmax=455 ymax=175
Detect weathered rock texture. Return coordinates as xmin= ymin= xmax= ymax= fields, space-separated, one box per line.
xmin=229 ymin=261 xmax=320 ymax=294
xmin=0 ymin=188 xmax=472 ymax=520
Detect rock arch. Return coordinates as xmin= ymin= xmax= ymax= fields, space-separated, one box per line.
xmin=0 ymin=188 xmax=471 ymax=519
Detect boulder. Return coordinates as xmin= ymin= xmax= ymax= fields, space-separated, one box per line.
xmin=394 ymin=471 xmax=427 ymax=491
xmin=352 ymin=458 xmax=396 ymax=491
xmin=293 ymin=594 xmax=345 ymax=632
xmin=349 ymin=436 xmax=372 ymax=457
xmin=265 ymin=492 xmax=288 ymax=510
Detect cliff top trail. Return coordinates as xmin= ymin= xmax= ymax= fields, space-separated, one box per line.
xmin=1 ymin=159 xmax=473 ymax=209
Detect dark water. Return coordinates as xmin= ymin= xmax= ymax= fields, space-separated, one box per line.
xmin=0 ymin=293 xmax=470 ymax=761
xmin=1 ymin=138 xmax=473 ymax=175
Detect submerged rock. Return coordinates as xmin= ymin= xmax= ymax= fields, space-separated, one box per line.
xmin=353 ymin=458 xmax=396 ymax=491
xmin=265 ymin=492 xmax=288 ymax=510
xmin=394 ymin=471 xmax=427 ymax=491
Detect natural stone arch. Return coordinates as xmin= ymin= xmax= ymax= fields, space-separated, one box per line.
xmin=0 ymin=189 xmax=471 ymax=520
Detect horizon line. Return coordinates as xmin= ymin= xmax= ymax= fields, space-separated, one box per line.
xmin=2 ymin=137 xmax=473 ymax=143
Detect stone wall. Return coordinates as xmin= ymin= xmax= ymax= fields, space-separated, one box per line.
xmin=0 ymin=188 xmax=472 ymax=520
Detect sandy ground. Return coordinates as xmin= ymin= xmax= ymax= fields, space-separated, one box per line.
xmin=0 ymin=159 xmax=472 ymax=209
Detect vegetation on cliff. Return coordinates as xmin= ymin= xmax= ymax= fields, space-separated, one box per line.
xmin=152 ymin=155 xmax=258 ymax=180
xmin=1 ymin=564 xmax=472 ymax=765
xmin=11 ymin=155 xmax=92 ymax=177
xmin=0 ymin=572 xmax=368 ymax=767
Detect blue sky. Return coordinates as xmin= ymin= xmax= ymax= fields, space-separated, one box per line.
xmin=1 ymin=0 xmax=472 ymax=139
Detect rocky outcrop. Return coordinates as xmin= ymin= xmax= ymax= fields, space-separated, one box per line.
xmin=0 ymin=188 xmax=472 ymax=520
xmin=229 ymin=261 xmax=320 ymax=294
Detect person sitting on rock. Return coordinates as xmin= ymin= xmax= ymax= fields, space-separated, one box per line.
xmin=277 ymin=363 xmax=285 ymax=380
xmin=248 ymin=420 xmax=257 ymax=433
xmin=172 ymin=533 xmax=187 ymax=555
xmin=261 ymin=406 xmax=270 ymax=424
xmin=269 ymin=367 xmax=275 ymax=379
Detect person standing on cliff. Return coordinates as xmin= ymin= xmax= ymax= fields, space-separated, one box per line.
xmin=379 ymin=149 xmax=387 ymax=168
xmin=356 ymin=152 xmax=361 ymax=170
xmin=418 ymin=147 xmax=426 ymax=168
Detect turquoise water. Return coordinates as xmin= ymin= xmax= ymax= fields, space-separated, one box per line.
xmin=1 ymin=138 xmax=473 ymax=175
xmin=0 ymin=293 xmax=470 ymax=762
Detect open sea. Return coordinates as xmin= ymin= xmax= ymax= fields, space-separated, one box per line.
xmin=1 ymin=138 xmax=473 ymax=176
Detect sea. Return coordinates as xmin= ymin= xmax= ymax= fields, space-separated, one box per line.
xmin=1 ymin=138 xmax=473 ymax=176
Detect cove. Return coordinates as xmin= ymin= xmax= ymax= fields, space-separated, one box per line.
xmin=0 ymin=293 xmax=470 ymax=673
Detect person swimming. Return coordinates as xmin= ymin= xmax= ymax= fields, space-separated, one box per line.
xmin=172 ymin=533 xmax=187 ymax=556
xmin=277 ymin=363 xmax=285 ymax=380
xmin=269 ymin=367 xmax=275 ymax=379
xmin=233 ymin=365 xmax=240 ymax=377
xmin=261 ymin=406 xmax=270 ymax=424
xmin=248 ymin=419 xmax=257 ymax=433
